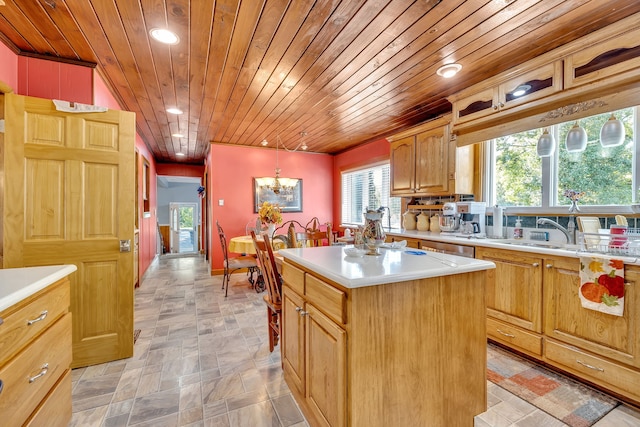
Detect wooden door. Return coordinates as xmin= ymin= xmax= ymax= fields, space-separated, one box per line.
xmin=415 ymin=127 xmax=449 ymax=194
xmin=3 ymin=93 xmax=135 ymax=368
xmin=281 ymin=287 xmax=306 ymax=394
xmin=477 ymin=248 xmax=543 ymax=333
xmin=389 ymin=136 xmax=415 ymax=196
xmin=306 ymin=303 xmax=346 ymax=427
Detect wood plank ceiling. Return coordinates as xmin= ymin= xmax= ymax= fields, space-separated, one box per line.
xmin=0 ymin=1 xmax=639 ymax=164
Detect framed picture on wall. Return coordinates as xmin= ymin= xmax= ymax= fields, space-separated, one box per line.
xmin=253 ymin=177 xmax=303 ymax=212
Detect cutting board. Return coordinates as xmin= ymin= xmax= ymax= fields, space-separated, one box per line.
xmin=577 ymin=217 xmax=601 ymax=247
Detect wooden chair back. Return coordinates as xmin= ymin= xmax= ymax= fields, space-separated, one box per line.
xmin=216 ymin=220 xmax=230 ymax=262
xmin=250 ymin=230 xmax=281 ymax=305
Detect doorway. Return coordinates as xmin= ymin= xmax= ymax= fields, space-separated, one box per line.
xmin=170 ymin=202 xmax=198 ymax=253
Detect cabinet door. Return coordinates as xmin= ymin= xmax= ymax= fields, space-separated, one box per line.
xmin=415 ymin=128 xmax=448 ymax=194
xmin=306 ymin=303 xmax=346 ymax=427
xmin=477 ymin=248 xmax=543 ymax=332
xmin=389 ymin=136 xmax=415 ymax=195
xmin=499 ymin=61 xmax=562 ymax=110
xmin=544 ymin=258 xmax=640 ymax=368
xmin=565 ymin=26 xmax=640 ymax=89
xmin=281 ymin=287 xmax=306 ymax=394
xmin=452 ymin=86 xmax=497 ymax=124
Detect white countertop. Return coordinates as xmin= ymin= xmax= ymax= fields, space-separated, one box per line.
xmin=383 ymin=229 xmax=640 ymax=265
xmin=0 ymin=265 xmax=77 ymax=312
xmin=278 ymin=245 xmax=495 ymax=288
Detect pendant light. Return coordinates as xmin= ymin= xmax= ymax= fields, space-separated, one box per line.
xmin=537 ymin=128 xmax=555 ymax=157
xmin=565 ymin=122 xmax=587 ymax=153
xmin=600 ymin=114 xmax=625 ymax=147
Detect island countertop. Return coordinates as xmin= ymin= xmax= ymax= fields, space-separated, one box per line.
xmin=277 ymin=245 xmax=495 ymax=288
xmin=0 ymin=265 xmax=77 ymax=312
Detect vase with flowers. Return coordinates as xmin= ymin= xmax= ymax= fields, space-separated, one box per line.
xmin=564 ymin=189 xmax=585 ymax=213
xmin=258 ymin=201 xmax=283 ymax=236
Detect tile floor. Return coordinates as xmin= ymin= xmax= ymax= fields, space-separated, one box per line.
xmin=70 ymin=255 xmax=640 ymax=427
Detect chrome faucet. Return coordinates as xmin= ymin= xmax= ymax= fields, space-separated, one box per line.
xmin=536 ymin=218 xmax=574 ymax=244
xmin=379 ymin=206 xmax=391 ymax=230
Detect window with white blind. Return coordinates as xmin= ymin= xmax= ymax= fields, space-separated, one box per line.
xmin=341 ymin=163 xmax=401 ymax=228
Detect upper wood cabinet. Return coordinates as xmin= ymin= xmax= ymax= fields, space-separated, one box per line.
xmin=564 ymin=26 xmax=640 ymax=90
xmin=388 ymin=115 xmax=474 ymax=197
xmin=451 ymin=60 xmax=562 ymax=126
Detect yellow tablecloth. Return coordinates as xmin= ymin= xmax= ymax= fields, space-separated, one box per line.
xmin=229 ymin=235 xmax=286 ymax=254
xmin=229 ymin=235 xmax=256 ymax=254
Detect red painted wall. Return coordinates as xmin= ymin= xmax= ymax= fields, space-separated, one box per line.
xmin=332 ymin=138 xmax=391 ymax=228
xmin=17 ymin=56 xmax=92 ymax=104
xmin=0 ymin=43 xmax=18 ymax=91
xmin=207 ymin=144 xmax=333 ymax=272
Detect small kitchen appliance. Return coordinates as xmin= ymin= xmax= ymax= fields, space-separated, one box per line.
xmin=439 ymin=202 xmax=460 ymax=232
xmin=456 ymin=201 xmax=486 ymax=236
xmin=439 ymin=202 xmax=486 ymax=235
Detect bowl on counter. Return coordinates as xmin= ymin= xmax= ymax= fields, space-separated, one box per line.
xmin=344 ymin=247 xmax=367 ymax=258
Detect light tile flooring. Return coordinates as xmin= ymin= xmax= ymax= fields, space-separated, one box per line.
xmin=69 ymin=255 xmax=640 ymax=427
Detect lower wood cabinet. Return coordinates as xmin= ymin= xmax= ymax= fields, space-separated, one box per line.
xmin=477 ymin=247 xmax=543 ymax=357
xmin=543 ymin=257 xmax=640 ymax=403
xmin=0 ymin=277 xmax=72 ymax=426
xmin=479 ymin=247 xmax=640 ymax=406
xmin=282 ymin=264 xmax=347 ymax=427
xmin=281 ymin=260 xmax=488 ymax=427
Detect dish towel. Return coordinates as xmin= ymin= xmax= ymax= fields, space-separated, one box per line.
xmin=579 ymin=256 xmax=625 ymax=316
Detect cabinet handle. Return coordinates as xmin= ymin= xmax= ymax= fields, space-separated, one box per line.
xmin=492 ymin=104 xmax=499 ymax=110
xmin=499 ymin=102 xmax=505 ymax=108
xmin=0 ymin=379 xmax=3 ymax=394
xmin=299 ymin=310 xmax=309 ymax=316
xmin=576 ymin=360 xmax=604 ymax=372
xmin=29 ymin=363 xmax=49 ymax=383
xmin=546 ymin=264 xmax=553 ymax=269
xmin=27 ymin=310 xmax=48 ymax=326
xmin=0 ymin=317 xmax=3 ymax=326
xmin=532 ymin=263 xmax=539 ymax=267
xmin=496 ymin=329 xmax=515 ymax=338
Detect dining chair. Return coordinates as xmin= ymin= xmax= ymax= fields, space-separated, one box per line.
xmin=250 ymin=230 xmax=282 ymax=352
xmin=216 ymin=220 xmax=259 ymax=297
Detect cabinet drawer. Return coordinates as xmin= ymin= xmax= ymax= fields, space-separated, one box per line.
xmin=282 ymin=263 xmax=305 ymax=296
xmin=0 ymin=279 xmax=70 ymax=366
xmin=25 ymin=369 xmax=72 ymax=427
xmin=545 ymin=339 xmax=640 ymax=402
xmin=487 ymin=317 xmax=542 ymax=356
xmin=305 ymin=275 xmax=346 ymax=325
xmin=0 ymin=314 xmax=72 ymax=427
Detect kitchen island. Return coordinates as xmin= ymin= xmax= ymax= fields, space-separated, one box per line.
xmin=278 ymin=245 xmax=495 ymax=427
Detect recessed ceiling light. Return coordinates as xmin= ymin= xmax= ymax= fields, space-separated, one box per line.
xmin=150 ymin=28 xmax=179 ymax=45
xmin=176 ymin=152 xmax=186 ymax=157
xmin=436 ymin=63 xmax=462 ymax=78
xmin=172 ymin=133 xmax=184 ymax=138
xmin=166 ymin=107 xmax=183 ymax=115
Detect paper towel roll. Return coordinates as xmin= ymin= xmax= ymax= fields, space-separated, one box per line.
xmin=493 ymin=205 xmax=504 ymax=238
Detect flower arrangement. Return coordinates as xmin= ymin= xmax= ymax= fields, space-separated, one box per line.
xmin=564 ymin=189 xmax=585 ymax=201
xmin=564 ymin=189 xmax=585 ymax=213
xmin=258 ymin=201 xmax=282 ymax=225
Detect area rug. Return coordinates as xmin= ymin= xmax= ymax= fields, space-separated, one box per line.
xmin=133 ymin=329 xmax=141 ymax=344
xmin=487 ymin=343 xmax=619 ymax=427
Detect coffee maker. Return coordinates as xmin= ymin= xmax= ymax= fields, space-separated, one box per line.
xmin=456 ymin=202 xmax=486 ymax=236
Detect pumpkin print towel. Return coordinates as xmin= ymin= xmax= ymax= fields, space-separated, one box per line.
xmin=579 ymin=256 xmax=624 ymax=316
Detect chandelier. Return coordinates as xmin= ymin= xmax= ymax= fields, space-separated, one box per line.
xmin=256 ymin=133 xmax=307 ymax=194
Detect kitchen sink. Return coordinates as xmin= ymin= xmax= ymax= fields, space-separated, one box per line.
xmin=496 ymin=240 xmax=580 ymax=251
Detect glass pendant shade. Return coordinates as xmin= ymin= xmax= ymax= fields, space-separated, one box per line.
xmin=600 ymin=114 xmax=625 ymax=147
xmin=565 ymin=122 xmax=587 ymax=153
xmin=537 ymin=129 xmax=555 ymax=157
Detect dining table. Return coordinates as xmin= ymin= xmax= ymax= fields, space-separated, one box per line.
xmin=229 ymin=234 xmax=285 ymax=273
